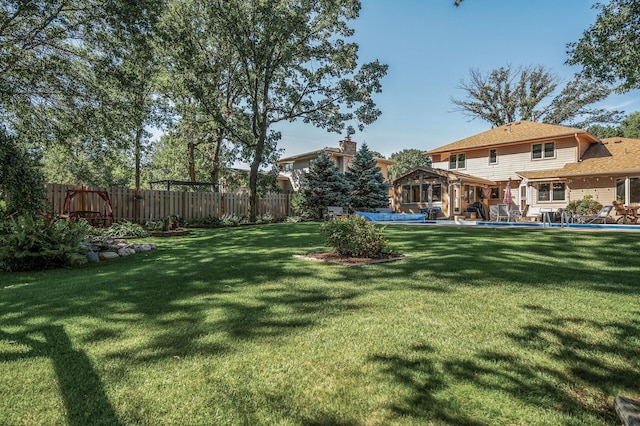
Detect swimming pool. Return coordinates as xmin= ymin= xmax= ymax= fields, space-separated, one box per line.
xmin=359 ymin=213 xmax=640 ymax=231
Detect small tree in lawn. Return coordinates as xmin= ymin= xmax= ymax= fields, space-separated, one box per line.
xmin=346 ymin=143 xmax=390 ymax=212
xmin=298 ymin=152 xmax=351 ymax=220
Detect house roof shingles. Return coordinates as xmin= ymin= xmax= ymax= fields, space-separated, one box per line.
xmin=425 ymin=120 xmax=596 ymax=155
xmin=558 ymin=137 xmax=640 ymax=177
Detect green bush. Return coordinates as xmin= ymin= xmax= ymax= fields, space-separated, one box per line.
xmin=106 ymin=221 xmax=149 ymax=238
xmin=566 ymin=195 xmax=602 ymax=215
xmin=256 ymin=213 xmax=274 ymax=224
xmin=319 ymin=215 xmax=388 ymax=258
xmin=0 ymin=215 xmax=90 ymax=272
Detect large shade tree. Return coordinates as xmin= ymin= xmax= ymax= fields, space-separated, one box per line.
xmin=387 ymin=149 xmax=432 ymax=180
xmin=567 ymin=0 xmax=640 ymax=93
xmin=198 ymin=0 xmax=388 ymax=222
xmin=451 ymin=64 xmax=621 ymax=128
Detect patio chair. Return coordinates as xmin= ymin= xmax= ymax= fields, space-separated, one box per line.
xmin=496 ymin=204 xmax=509 ymax=221
xmin=574 ymin=205 xmax=613 ymax=224
xmin=326 ymin=206 xmax=347 ymax=219
xmin=509 ymin=204 xmax=528 ymax=222
xmin=612 ymin=200 xmax=635 ymax=224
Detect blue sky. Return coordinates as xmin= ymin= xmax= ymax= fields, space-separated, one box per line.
xmin=273 ymin=0 xmax=640 ymax=159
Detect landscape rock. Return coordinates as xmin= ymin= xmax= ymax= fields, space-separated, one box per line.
xmin=86 ymin=252 xmax=100 ymax=263
xmin=99 ymin=251 xmax=120 ymax=260
xmin=83 ymin=236 xmax=157 ymax=262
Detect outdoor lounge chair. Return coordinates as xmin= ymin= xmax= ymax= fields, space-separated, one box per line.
xmin=574 ymin=205 xmax=613 ymax=224
xmin=496 ymin=204 xmax=509 ymax=221
xmin=508 ymin=204 xmax=528 ymax=221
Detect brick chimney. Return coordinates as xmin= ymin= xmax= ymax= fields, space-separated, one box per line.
xmin=339 ymin=135 xmax=357 ymax=155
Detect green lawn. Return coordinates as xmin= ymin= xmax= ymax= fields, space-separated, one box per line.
xmin=1 ymin=223 xmax=639 ymax=425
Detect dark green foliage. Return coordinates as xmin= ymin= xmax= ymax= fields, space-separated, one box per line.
xmin=388 ymin=149 xmax=432 ymax=180
xmin=586 ymin=124 xmax=624 ymax=139
xmin=0 ymin=129 xmax=46 ymax=216
xmin=567 ymin=0 xmax=640 ymax=93
xmin=298 ymin=152 xmax=352 ymax=220
xmin=586 ymin=111 xmax=640 ymax=139
xmin=0 ymin=216 xmax=90 ymax=272
xmin=345 ymin=143 xmax=390 ymax=211
xmin=319 ymin=215 xmax=388 ymax=257
xmin=565 ymin=195 xmax=602 ymax=216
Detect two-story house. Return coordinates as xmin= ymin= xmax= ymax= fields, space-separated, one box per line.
xmin=276 ymin=136 xmax=395 ymax=192
xmin=391 ymin=120 xmax=640 ymax=218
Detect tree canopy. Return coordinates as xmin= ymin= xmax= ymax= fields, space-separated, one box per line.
xmin=567 ymin=0 xmax=640 ymax=93
xmin=451 ymin=64 xmax=621 ymax=128
xmin=0 ymin=0 xmax=387 ymax=218
xmin=587 ymin=111 xmax=640 ymax=139
xmin=387 ymin=149 xmax=432 ymax=180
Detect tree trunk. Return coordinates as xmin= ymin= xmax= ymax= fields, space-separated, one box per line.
xmin=207 ymin=129 xmax=223 ymax=192
xmin=187 ymin=141 xmax=196 ymax=189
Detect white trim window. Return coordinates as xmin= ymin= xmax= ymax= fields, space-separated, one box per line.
xmin=537 ymin=182 xmax=565 ymax=202
xmin=617 ymin=177 xmax=640 ymax=204
xmin=449 ymin=153 xmax=466 ymax=169
xmin=532 ymin=142 xmax=555 ymax=160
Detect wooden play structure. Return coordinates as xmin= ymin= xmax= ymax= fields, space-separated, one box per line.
xmin=59 ymin=189 xmax=115 ymax=227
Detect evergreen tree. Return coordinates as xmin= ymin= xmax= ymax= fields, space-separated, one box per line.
xmin=345 ymin=143 xmax=390 ymax=211
xmin=298 ymin=152 xmax=351 ymax=220
xmin=0 ymin=128 xmax=46 ymax=216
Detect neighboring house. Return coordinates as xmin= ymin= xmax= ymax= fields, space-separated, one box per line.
xmin=276 ymin=136 xmax=395 ymax=192
xmin=393 ymin=120 xmax=640 ymax=218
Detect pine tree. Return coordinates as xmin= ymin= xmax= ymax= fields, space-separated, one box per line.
xmin=345 ymin=143 xmax=390 ymax=211
xmin=298 ymin=152 xmax=351 ymax=220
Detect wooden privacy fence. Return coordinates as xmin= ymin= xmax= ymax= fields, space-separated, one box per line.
xmin=46 ymin=184 xmax=291 ymax=223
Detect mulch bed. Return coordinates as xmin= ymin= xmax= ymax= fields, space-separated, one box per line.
xmin=294 ymin=251 xmax=406 ymax=266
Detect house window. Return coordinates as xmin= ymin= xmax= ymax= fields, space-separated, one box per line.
xmin=490 ymin=187 xmax=500 ymax=199
xmin=538 ymin=182 xmax=565 ymax=202
xmin=464 ymin=185 xmax=477 ymax=203
xmin=532 ymin=142 xmax=555 ymax=160
xmin=283 ymin=163 xmax=293 ymax=172
xmin=489 ymin=149 xmax=497 ymax=164
xmin=616 ymin=178 xmax=625 ymax=202
xmin=618 ymin=177 xmax=640 ymax=204
xmin=401 ymin=183 xmax=442 ymax=203
xmin=631 ymin=177 xmax=640 ymax=203
xmin=449 ymin=153 xmax=466 ymax=169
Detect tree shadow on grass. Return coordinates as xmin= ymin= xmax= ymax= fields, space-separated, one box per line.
xmin=369 ymin=305 xmax=639 ymax=424
xmin=369 ymin=344 xmax=487 ymax=425
xmin=381 ymin=226 xmax=640 ymax=294
xmin=0 ymin=325 xmax=123 ymax=426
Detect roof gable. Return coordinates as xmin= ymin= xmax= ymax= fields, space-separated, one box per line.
xmin=425 ymin=120 xmax=595 ymax=155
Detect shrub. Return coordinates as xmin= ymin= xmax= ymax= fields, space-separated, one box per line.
xmin=0 ymin=215 xmax=90 ymax=272
xmin=319 ymin=215 xmax=388 ymax=258
xmin=106 ymin=221 xmax=149 ymax=238
xmin=566 ymin=195 xmax=602 ymax=215
xmin=256 ymin=213 xmax=274 ymax=224
xmin=221 ymin=214 xmax=242 ymax=226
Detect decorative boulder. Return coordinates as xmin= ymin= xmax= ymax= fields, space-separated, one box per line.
xmin=99 ymin=251 xmax=120 ymax=260
xmin=86 ymin=252 xmax=100 ymax=263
